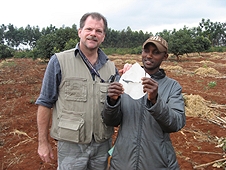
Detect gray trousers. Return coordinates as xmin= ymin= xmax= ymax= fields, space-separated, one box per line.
xmin=57 ymin=138 xmax=111 ymax=170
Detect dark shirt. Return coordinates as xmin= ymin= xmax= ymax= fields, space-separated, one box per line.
xmin=35 ymin=43 xmax=112 ymax=108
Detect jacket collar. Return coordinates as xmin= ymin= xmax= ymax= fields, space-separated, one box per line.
xmin=146 ymin=68 xmax=166 ymax=80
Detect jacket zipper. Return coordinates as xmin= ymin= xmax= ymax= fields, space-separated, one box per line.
xmin=135 ymin=97 xmax=145 ymax=170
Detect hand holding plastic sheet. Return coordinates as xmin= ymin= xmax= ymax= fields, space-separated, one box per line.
xmin=119 ymin=63 xmax=149 ymax=99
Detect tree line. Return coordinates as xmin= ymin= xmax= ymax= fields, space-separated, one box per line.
xmin=0 ymin=18 xmax=225 ymax=60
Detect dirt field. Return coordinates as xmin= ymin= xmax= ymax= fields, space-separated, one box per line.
xmin=0 ymin=52 xmax=226 ymax=170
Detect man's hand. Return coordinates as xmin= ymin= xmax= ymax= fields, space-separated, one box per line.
xmin=37 ymin=105 xmax=53 ymax=163
xmin=141 ymin=77 xmax=158 ymax=104
xmin=38 ymin=141 xmax=54 ymax=163
xmin=118 ymin=63 xmax=132 ymax=75
xmin=107 ymin=82 xmax=124 ymax=103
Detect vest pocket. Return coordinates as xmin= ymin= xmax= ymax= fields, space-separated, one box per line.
xmin=58 ymin=115 xmax=85 ymax=143
xmin=95 ymin=119 xmax=113 ymax=142
xmin=64 ymin=78 xmax=87 ymax=102
xmin=99 ymin=83 xmax=109 ymax=103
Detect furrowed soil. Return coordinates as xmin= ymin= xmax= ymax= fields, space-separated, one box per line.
xmin=0 ymin=52 xmax=226 ymax=170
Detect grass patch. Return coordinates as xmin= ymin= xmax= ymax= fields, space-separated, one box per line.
xmin=0 ymin=60 xmax=16 ymax=68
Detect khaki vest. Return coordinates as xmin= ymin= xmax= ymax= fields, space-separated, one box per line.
xmin=50 ymin=49 xmax=115 ymax=143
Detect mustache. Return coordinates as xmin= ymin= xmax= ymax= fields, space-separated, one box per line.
xmin=87 ymin=36 xmax=98 ymax=41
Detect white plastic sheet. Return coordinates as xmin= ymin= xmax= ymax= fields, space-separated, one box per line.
xmin=119 ymin=63 xmax=148 ymax=99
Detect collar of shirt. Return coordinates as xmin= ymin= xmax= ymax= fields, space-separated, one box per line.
xmin=141 ymin=66 xmax=166 ymax=80
xmin=150 ymin=69 xmax=166 ymax=80
xmin=74 ymin=43 xmax=109 ymax=71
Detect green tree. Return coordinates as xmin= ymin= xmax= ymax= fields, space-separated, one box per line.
xmin=198 ymin=18 xmax=226 ymax=47
xmin=0 ymin=44 xmax=14 ymax=59
xmin=4 ymin=24 xmax=21 ymax=48
xmin=1 ymin=18 xmax=225 ymax=59
xmin=168 ymin=27 xmax=194 ymax=60
xmin=23 ymin=25 xmax=41 ymax=48
xmin=53 ymin=26 xmax=78 ymax=52
xmin=41 ymin=24 xmax=58 ymax=35
xmin=157 ymin=29 xmax=171 ymax=44
xmin=103 ymin=28 xmax=120 ymax=48
xmin=34 ymin=26 xmax=78 ymax=59
xmin=64 ymin=38 xmax=78 ymax=50
xmin=34 ymin=33 xmax=57 ymax=59
xmin=193 ymin=36 xmax=211 ymax=54
xmin=0 ymin=24 xmax=7 ymax=44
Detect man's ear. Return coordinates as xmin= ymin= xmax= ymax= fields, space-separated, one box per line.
xmin=78 ymin=28 xmax=81 ymax=38
xmin=163 ymin=53 xmax=168 ymax=61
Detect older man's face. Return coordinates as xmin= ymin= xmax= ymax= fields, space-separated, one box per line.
xmin=78 ymin=16 xmax=105 ymax=51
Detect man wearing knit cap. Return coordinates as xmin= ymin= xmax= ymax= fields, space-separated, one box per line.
xmin=102 ymin=36 xmax=186 ymax=169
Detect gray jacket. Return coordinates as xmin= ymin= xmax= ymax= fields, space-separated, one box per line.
xmin=102 ymin=69 xmax=186 ymax=170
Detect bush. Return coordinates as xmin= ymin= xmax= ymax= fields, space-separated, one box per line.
xmin=102 ymin=47 xmax=142 ymax=55
xmin=0 ymin=44 xmax=14 ymax=59
xmin=206 ymin=46 xmax=226 ymax=52
xmin=208 ymin=81 xmax=217 ymax=88
xmin=14 ymin=50 xmax=34 ymax=58
xmin=64 ymin=39 xmax=78 ymax=50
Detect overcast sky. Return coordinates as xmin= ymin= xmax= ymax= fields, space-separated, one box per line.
xmin=1 ymin=0 xmax=226 ymax=34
